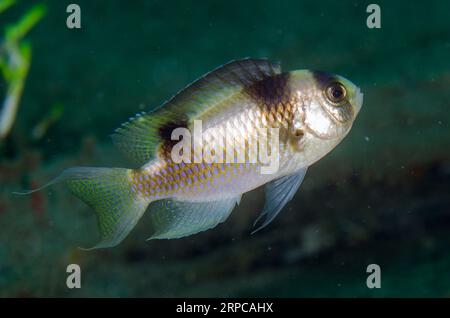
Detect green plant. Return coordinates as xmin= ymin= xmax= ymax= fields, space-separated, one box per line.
xmin=0 ymin=0 xmax=46 ymax=140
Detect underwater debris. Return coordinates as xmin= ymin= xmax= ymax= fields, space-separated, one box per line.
xmin=29 ymin=179 xmax=45 ymax=212
xmin=0 ymin=1 xmax=46 ymax=140
xmin=31 ymin=102 xmax=64 ymax=141
xmin=78 ymin=135 xmax=98 ymax=163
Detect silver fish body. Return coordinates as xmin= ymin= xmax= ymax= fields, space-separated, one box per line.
xmin=20 ymin=59 xmax=363 ymax=248
xmin=133 ymin=69 xmax=362 ymax=203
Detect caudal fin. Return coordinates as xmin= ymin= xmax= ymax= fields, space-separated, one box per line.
xmin=16 ymin=167 xmax=149 ymax=249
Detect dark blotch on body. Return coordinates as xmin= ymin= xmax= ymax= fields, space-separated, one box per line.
xmin=312 ymin=70 xmax=337 ymax=89
xmin=158 ymin=119 xmax=189 ymax=159
xmin=158 ymin=119 xmax=188 ymax=141
xmin=245 ymin=72 xmax=290 ymax=109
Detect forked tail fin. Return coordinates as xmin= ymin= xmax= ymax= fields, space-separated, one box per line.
xmin=15 ymin=167 xmax=149 ymax=249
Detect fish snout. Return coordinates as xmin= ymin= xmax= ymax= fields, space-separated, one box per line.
xmin=352 ymin=88 xmax=364 ymax=117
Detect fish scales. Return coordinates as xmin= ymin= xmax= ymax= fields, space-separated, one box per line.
xmin=18 ymin=59 xmax=363 ymax=248
xmin=131 ymin=74 xmax=299 ymax=201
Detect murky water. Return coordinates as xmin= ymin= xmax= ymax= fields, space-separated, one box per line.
xmin=0 ymin=0 xmax=449 ymax=297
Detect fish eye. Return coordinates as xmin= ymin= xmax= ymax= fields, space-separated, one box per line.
xmin=325 ymin=82 xmax=347 ymax=105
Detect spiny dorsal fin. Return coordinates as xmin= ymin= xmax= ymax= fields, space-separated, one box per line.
xmin=112 ymin=58 xmax=281 ymax=165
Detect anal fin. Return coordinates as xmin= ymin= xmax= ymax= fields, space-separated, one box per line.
xmin=147 ymin=195 xmax=241 ymax=240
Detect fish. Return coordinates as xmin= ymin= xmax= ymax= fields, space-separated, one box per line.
xmin=17 ymin=58 xmax=363 ymax=249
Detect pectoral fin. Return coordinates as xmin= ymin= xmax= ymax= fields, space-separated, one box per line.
xmin=147 ymin=196 xmax=241 ymax=240
xmin=252 ymin=168 xmax=308 ymax=234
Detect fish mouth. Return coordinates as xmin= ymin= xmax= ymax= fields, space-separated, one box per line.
xmin=353 ymin=88 xmax=364 ymax=116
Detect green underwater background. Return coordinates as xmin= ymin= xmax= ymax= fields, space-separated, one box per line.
xmin=1 ymin=0 xmax=449 ymax=297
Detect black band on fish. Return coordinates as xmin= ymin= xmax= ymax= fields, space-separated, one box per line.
xmin=245 ymin=72 xmax=291 ymax=110
xmin=311 ymin=70 xmax=337 ymax=89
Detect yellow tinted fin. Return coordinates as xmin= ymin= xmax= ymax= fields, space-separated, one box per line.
xmin=111 ymin=58 xmax=281 ymax=165
xmin=15 ymin=167 xmax=150 ymax=249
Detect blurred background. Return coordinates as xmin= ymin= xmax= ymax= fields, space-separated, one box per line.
xmin=0 ymin=0 xmax=449 ymax=297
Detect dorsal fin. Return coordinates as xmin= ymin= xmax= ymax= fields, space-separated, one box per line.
xmin=112 ymin=58 xmax=281 ymax=165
